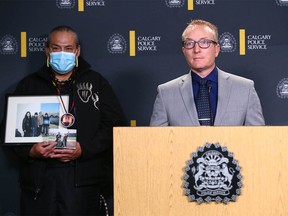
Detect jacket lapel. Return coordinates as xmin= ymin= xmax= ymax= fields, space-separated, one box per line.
xmin=214 ymin=69 xmax=232 ymax=125
xmin=179 ymin=72 xmax=200 ymax=126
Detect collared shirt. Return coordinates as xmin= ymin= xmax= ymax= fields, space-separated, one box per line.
xmin=191 ymin=67 xmax=218 ymax=124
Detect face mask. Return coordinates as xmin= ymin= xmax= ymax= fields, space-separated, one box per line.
xmin=49 ymin=51 xmax=76 ymax=74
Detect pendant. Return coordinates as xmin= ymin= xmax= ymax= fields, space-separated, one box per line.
xmin=60 ymin=113 xmax=75 ymax=127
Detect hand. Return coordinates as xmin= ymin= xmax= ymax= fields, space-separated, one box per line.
xmin=29 ymin=141 xmax=57 ymax=158
xmin=50 ymin=142 xmax=82 ymax=163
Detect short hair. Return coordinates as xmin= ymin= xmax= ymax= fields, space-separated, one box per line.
xmin=46 ymin=25 xmax=79 ymax=47
xmin=182 ymin=19 xmax=219 ymax=43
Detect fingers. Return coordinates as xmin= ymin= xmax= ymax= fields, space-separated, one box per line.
xmin=30 ymin=141 xmax=81 ymax=162
xmin=50 ymin=148 xmax=78 ymax=162
xmin=29 ymin=141 xmax=57 ymax=158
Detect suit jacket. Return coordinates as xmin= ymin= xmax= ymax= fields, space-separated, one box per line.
xmin=150 ymin=68 xmax=265 ymax=126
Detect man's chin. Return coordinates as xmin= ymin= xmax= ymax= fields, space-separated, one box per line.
xmin=191 ymin=67 xmax=205 ymax=73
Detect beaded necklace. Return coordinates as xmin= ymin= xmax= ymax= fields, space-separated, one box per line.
xmin=99 ymin=194 xmax=109 ymax=216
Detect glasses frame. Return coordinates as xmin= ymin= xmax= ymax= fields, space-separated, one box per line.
xmin=182 ymin=39 xmax=218 ymax=49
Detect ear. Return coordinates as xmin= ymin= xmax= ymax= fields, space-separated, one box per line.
xmin=182 ymin=46 xmax=185 ymax=55
xmin=45 ymin=47 xmax=50 ymax=67
xmin=215 ymin=44 xmax=221 ymax=58
xmin=45 ymin=47 xmax=50 ymax=57
xmin=76 ymin=45 xmax=81 ymax=57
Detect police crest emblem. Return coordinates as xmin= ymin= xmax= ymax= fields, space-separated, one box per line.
xmin=183 ymin=142 xmax=242 ymax=204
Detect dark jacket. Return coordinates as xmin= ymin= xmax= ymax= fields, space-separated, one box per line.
xmin=10 ymin=57 xmax=127 ymax=192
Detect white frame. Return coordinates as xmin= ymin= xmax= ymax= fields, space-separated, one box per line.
xmin=4 ymin=95 xmax=69 ymax=144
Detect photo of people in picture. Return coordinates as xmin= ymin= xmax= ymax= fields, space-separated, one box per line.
xmin=22 ymin=111 xmax=32 ymax=137
xmin=55 ymin=132 xmax=62 ymax=147
xmin=49 ymin=128 xmax=77 ymax=149
xmin=42 ymin=113 xmax=50 ymax=136
xmin=15 ymin=102 xmax=60 ymax=137
xmin=31 ymin=112 xmax=39 ymax=137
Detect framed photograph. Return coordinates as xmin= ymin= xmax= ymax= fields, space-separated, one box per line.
xmin=4 ymin=95 xmax=70 ymax=145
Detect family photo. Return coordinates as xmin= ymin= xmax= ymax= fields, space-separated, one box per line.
xmin=4 ymin=95 xmax=69 ymax=143
xmin=49 ymin=128 xmax=77 ymax=149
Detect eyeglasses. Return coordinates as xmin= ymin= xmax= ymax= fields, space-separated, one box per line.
xmin=182 ymin=39 xmax=217 ymax=49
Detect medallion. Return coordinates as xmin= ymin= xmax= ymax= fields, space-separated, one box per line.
xmin=61 ymin=113 xmax=75 ymax=127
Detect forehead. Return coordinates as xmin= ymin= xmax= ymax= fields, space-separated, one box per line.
xmin=49 ymin=31 xmax=77 ymax=46
xmin=183 ymin=25 xmax=215 ymax=39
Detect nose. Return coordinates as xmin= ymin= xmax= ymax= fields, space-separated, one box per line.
xmin=193 ymin=42 xmax=201 ymax=53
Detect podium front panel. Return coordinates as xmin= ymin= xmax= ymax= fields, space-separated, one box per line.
xmin=114 ymin=126 xmax=288 ymax=216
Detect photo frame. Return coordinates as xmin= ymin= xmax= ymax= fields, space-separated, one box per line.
xmin=4 ymin=94 xmax=71 ymax=145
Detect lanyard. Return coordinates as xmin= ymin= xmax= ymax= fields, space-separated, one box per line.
xmin=52 ymin=81 xmax=75 ymax=114
xmin=52 ymin=80 xmax=75 ymax=128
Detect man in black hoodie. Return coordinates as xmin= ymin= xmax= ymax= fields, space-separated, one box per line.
xmin=2 ymin=25 xmax=126 ymax=215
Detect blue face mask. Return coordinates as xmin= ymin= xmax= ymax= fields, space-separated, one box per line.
xmin=49 ymin=51 xmax=76 ymax=74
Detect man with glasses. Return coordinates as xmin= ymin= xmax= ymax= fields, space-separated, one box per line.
xmin=150 ymin=19 xmax=265 ymax=126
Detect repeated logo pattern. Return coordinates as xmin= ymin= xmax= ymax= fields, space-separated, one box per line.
xmin=107 ymin=34 xmax=127 ymax=54
xmin=0 ymin=35 xmax=18 ymax=55
xmin=219 ymin=32 xmax=237 ymax=53
xmin=276 ymin=78 xmax=288 ymax=99
xmin=56 ymin=0 xmax=75 ymax=9
xmin=276 ymin=0 xmax=288 ymax=6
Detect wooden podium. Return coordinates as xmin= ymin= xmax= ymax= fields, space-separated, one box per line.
xmin=113 ymin=126 xmax=288 ymax=216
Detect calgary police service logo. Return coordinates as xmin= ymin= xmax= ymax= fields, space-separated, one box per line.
xmin=276 ymin=0 xmax=288 ymax=6
xmin=107 ymin=34 xmax=127 ymax=54
xmin=0 ymin=35 xmax=18 ymax=55
xmin=276 ymin=78 xmax=288 ymax=98
xmin=165 ymin=0 xmax=185 ymax=8
xmin=183 ymin=142 xmax=242 ymax=204
xmin=56 ymin=0 xmax=75 ymax=9
xmin=219 ymin=32 xmax=237 ymax=53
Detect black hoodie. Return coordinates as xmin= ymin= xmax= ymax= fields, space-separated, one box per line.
xmin=2 ymin=56 xmax=127 ymax=193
